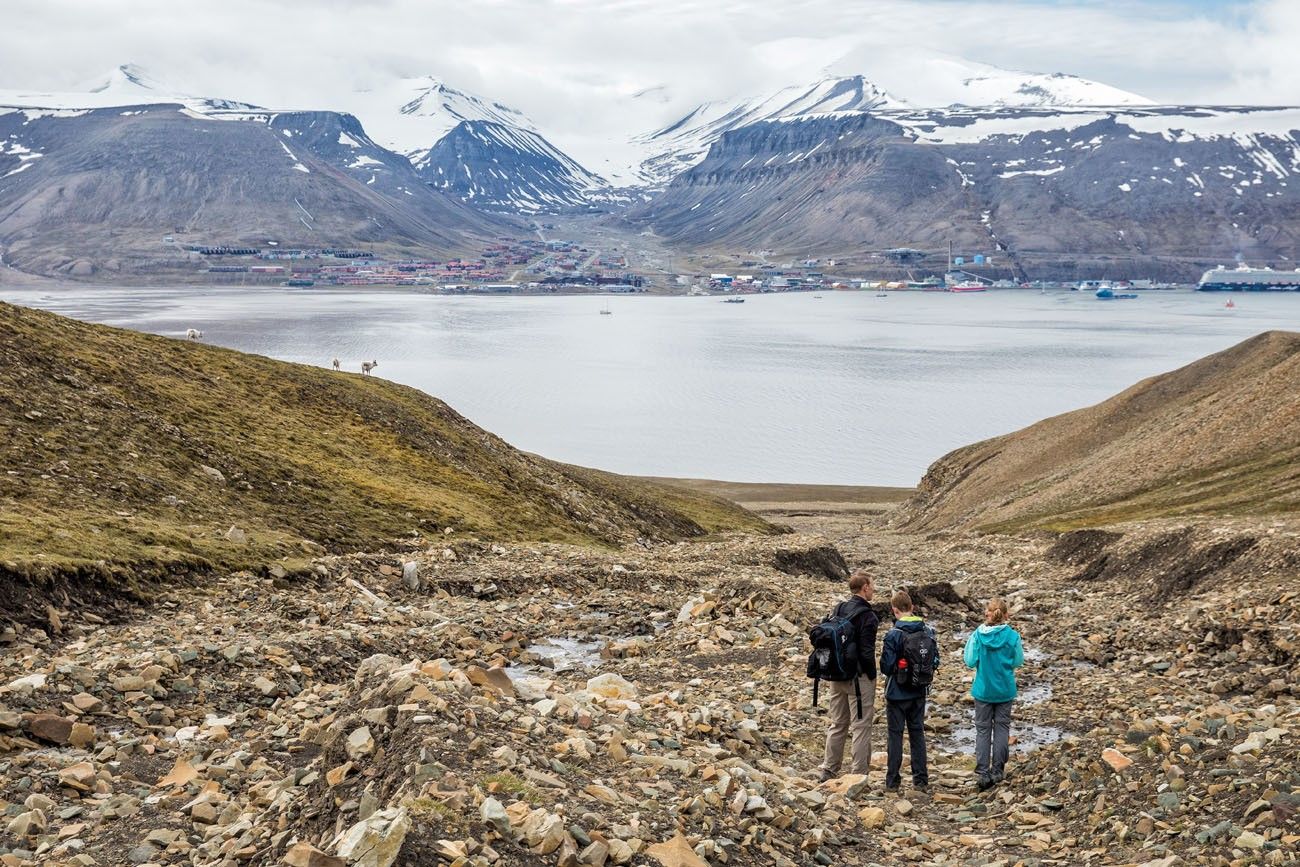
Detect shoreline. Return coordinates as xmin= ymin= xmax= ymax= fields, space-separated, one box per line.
xmin=644 ymin=476 xmax=915 ymax=512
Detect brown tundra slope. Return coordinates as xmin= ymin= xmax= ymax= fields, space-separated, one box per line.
xmin=895 ymin=330 xmax=1300 ymax=532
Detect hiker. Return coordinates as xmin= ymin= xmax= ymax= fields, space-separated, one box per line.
xmin=963 ymin=596 xmax=1024 ymax=790
xmin=880 ymin=589 xmax=939 ymax=791
xmin=808 ymin=571 xmax=879 ymax=782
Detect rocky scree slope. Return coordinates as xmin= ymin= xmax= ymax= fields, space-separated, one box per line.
xmin=0 ymin=302 xmax=768 ymax=621
xmin=0 ymin=104 xmax=509 ymax=277
xmin=895 ymin=330 xmax=1300 ymax=532
xmin=1 ymin=522 xmax=1296 ymax=865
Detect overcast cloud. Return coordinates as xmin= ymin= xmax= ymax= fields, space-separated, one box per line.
xmin=3 ymin=0 xmax=1297 ymax=157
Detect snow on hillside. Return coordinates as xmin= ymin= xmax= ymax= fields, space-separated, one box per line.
xmin=823 ymin=49 xmax=1153 ymax=109
xmin=617 ymin=75 xmax=907 ymax=188
xmin=338 ymin=76 xmax=539 ymax=161
xmin=952 ymin=68 xmax=1153 ymax=108
xmin=890 ymin=105 xmax=1300 ymax=145
xmin=0 ymin=63 xmax=258 ymax=113
xmin=422 ymin=120 xmax=609 ymax=212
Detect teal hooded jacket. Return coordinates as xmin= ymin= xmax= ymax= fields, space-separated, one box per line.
xmin=963 ymin=623 xmax=1024 ymax=704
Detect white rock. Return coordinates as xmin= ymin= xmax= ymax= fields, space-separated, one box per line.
xmin=401 ymin=561 xmax=420 ymax=591
xmin=586 ymin=673 xmax=638 ymax=700
xmin=335 ymin=807 xmax=410 ymax=867
xmin=345 ymin=726 xmax=375 ymax=760
xmin=480 ymin=797 xmax=511 ymax=836
xmin=4 ymin=673 xmax=47 ymax=693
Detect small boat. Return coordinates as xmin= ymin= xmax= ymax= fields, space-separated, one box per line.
xmin=282 ymin=278 xmax=315 ymax=288
xmin=722 ymin=297 xmax=745 ymax=304
xmin=1095 ymin=288 xmax=1138 ymax=300
xmin=599 ymin=300 xmax=612 ymax=315
xmin=813 ymin=295 xmax=823 ymax=299
xmin=1225 ymin=299 xmax=1236 ymax=309
xmin=948 ymin=283 xmax=987 ymax=293
xmin=876 ymin=292 xmax=888 ymax=297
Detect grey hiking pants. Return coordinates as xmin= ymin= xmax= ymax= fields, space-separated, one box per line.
xmin=974 ymin=699 xmax=1013 ymax=780
xmin=821 ymin=675 xmax=877 ymax=776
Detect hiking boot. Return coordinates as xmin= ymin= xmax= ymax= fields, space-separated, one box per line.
xmin=817 ymin=769 xmax=836 ymax=783
xmin=977 ymin=776 xmax=996 ymax=792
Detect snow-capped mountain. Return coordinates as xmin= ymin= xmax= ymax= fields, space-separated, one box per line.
xmin=948 ymin=68 xmax=1153 ymax=108
xmin=420 ymin=121 xmax=607 ymax=213
xmin=339 ymin=76 xmax=609 ymax=213
xmin=615 ymin=57 xmax=1154 ymax=189
xmin=626 ymin=75 xmax=907 ymax=188
xmin=0 ymin=67 xmax=508 ymax=276
xmin=0 ymin=63 xmax=258 ymax=114
xmin=630 ymin=102 xmax=1300 ymax=279
xmin=342 ymin=76 xmax=539 ymax=161
xmin=822 ymin=49 xmax=1153 ymax=109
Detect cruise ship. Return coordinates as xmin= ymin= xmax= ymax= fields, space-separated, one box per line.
xmin=1197 ymin=264 xmax=1300 ymax=291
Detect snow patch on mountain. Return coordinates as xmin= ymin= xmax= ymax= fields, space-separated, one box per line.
xmin=420 ymin=120 xmax=609 ymax=213
xmin=622 ymin=75 xmax=907 ymax=188
xmin=340 ymin=76 xmax=539 ymax=161
xmin=0 ymin=63 xmax=259 ymax=114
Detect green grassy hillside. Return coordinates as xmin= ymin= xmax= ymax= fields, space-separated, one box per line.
xmin=0 ymin=302 xmax=770 ymax=597
xmin=896 ymin=330 xmax=1300 ymax=532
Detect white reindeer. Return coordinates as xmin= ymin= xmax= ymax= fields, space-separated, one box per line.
xmin=361 ymin=359 xmax=378 ymax=376
xmin=331 ymin=357 xmax=341 ymax=371
xmin=185 ymin=328 xmax=203 ymax=340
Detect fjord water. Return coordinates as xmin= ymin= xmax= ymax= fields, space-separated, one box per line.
xmin=7 ymin=287 xmax=1297 ymax=485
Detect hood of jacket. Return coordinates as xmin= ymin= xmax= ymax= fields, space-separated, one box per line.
xmin=973 ymin=623 xmax=1015 ymax=650
xmin=893 ymin=616 xmax=927 ymax=633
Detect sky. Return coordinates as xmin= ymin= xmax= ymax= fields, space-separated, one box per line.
xmin=2 ymin=0 xmax=1297 ymax=162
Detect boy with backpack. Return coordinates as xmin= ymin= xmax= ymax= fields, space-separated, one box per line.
xmin=807 ymin=571 xmax=879 ymax=782
xmin=879 ymin=589 xmax=939 ymax=791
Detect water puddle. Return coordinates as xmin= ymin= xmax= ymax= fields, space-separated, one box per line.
xmin=1018 ymin=682 xmax=1053 ymax=706
xmin=522 ymin=637 xmax=605 ymax=672
xmin=947 ymin=721 xmax=1066 ymax=755
xmin=1023 ymin=647 xmax=1050 ymax=663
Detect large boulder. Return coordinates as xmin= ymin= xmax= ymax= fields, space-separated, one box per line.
xmin=334 ymin=807 xmax=410 ymax=867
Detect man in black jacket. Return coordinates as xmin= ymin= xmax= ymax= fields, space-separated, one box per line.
xmin=818 ymin=571 xmax=879 ymax=782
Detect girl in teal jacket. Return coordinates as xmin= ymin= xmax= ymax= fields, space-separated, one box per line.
xmin=963 ymin=597 xmax=1023 ymax=789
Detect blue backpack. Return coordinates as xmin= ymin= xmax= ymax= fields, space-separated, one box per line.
xmin=807 ymin=602 xmax=863 ymax=718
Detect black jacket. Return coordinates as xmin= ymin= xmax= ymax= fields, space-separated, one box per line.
xmin=833 ymin=596 xmax=879 ymax=680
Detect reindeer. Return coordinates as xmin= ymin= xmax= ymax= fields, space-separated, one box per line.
xmin=185 ymin=328 xmax=203 ymax=340
xmin=361 ymin=360 xmax=378 ymax=376
xmin=331 ymin=357 xmax=341 ymax=371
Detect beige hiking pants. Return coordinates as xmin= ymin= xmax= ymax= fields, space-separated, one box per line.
xmin=821 ymin=675 xmax=877 ymax=775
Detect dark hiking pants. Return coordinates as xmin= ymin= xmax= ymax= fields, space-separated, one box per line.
xmin=974 ymin=699 xmax=1013 ymax=781
xmin=885 ymin=697 xmax=928 ymax=788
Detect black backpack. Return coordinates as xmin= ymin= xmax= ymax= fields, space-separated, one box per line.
xmin=807 ymin=603 xmax=863 ymax=719
xmin=894 ymin=626 xmax=938 ymax=690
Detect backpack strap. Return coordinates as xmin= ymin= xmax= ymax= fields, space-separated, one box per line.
xmin=854 ymin=677 xmax=862 ymax=720
xmin=812 ymin=676 xmax=820 ymax=708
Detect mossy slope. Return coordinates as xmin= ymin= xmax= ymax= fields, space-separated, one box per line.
xmin=0 ymin=302 xmax=770 ymax=587
xmin=896 ymin=330 xmax=1300 ymax=532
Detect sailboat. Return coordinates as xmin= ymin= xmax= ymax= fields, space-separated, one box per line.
xmin=599 ymin=300 xmax=612 ymax=315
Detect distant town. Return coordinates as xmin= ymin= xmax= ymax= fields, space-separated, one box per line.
xmin=177 ymin=234 xmax=1220 ymax=295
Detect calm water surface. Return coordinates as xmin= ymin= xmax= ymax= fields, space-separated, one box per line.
xmin=5 ymin=286 xmax=1296 ymax=485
